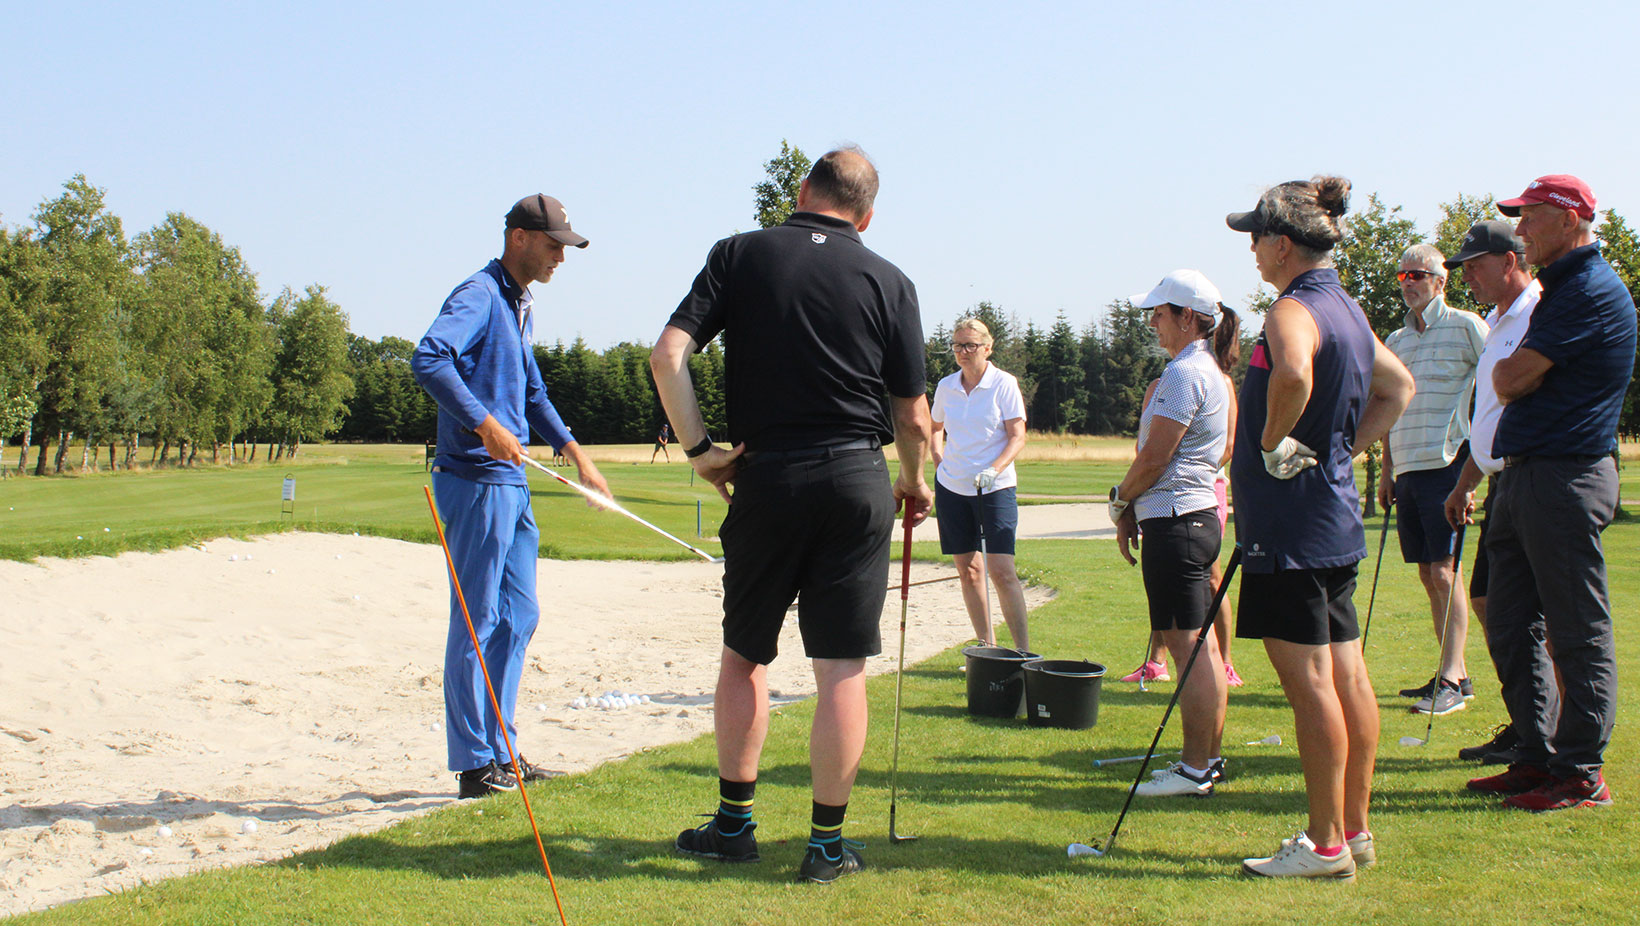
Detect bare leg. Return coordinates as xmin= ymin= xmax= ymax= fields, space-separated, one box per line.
xmin=810 ymin=658 xmax=869 ymax=805
xmin=1161 ymin=628 xmax=1226 ymax=768
xmin=1210 ymin=558 xmax=1234 ymax=668
xmin=1329 ymin=639 xmax=1378 ymax=834
xmin=1418 ymin=557 xmax=1470 ymax=683
xmin=714 ymin=646 xmax=769 ymax=781
xmin=986 ymin=552 xmax=1030 ymax=651
xmin=953 ymin=551 xmax=993 ymax=645
xmin=1148 ymin=632 xmax=1167 ymax=665
xmin=1264 ymin=638 xmax=1348 ymax=848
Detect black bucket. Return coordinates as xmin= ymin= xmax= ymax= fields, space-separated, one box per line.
xmin=1023 ymin=659 xmax=1106 ymax=729
xmin=962 ymin=646 xmax=1041 ymax=718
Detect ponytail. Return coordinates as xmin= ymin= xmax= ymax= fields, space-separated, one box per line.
xmin=1211 ymin=305 xmax=1241 ymax=373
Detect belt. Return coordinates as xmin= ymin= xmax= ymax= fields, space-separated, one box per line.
xmin=1503 ymin=454 xmax=1607 ymax=468
xmin=741 ymin=437 xmax=880 ymax=464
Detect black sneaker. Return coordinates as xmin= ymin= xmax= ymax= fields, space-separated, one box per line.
xmin=798 ymin=838 xmax=865 ymax=884
xmin=513 ymin=755 xmax=562 ymax=782
xmin=1458 ymin=725 xmax=1519 ymax=762
xmin=457 ymin=761 xmax=518 ymax=799
xmin=1210 ymin=758 xmax=1227 ymax=783
xmin=675 ymin=815 xmax=759 ymax=862
xmin=1399 ymin=676 xmax=1437 ymax=698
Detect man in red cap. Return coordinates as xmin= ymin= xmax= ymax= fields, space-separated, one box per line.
xmin=1465 ymin=175 xmax=1636 ymax=811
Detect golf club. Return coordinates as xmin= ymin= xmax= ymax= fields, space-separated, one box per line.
xmin=1244 ymin=734 xmax=1283 ymax=746
xmin=1091 ymin=750 xmax=1178 ymax=770
xmin=888 ymin=515 xmax=917 ymax=844
xmin=975 ymin=485 xmax=994 ymax=647
xmin=424 ymin=487 xmax=569 ymax=926
xmin=523 ymin=455 xmax=722 ymax=563
xmin=1400 ymin=525 xmax=1466 ymax=748
xmin=1070 ymin=546 xmax=1242 ymax=859
xmin=1360 ymin=504 xmax=1392 ymax=648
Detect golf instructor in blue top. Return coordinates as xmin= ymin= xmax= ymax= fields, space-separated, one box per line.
xmin=413 ymin=194 xmax=611 ymax=799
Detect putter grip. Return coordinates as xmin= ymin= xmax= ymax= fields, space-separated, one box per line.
xmin=900 ymin=519 xmax=913 ymax=597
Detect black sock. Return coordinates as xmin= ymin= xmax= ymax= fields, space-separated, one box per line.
xmin=809 ymin=800 xmax=847 ymax=855
xmin=716 ymin=778 xmax=755 ymax=834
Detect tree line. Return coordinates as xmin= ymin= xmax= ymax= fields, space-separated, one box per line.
xmin=6 ymin=160 xmax=1636 ymax=475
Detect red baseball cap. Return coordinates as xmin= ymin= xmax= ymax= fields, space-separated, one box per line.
xmin=1497 ymin=174 xmax=1596 ymax=221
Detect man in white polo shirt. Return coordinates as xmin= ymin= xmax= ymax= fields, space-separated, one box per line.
xmin=1441 ymin=220 xmax=1540 ymax=764
xmin=1380 ymin=243 xmax=1489 ymax=716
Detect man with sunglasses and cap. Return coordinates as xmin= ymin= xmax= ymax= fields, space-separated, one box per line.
xmin=1465 ymin=175 xmax=1635 ymax=812
xmin=1379 ymin=244 xmax=1489 ymax=717
xmin=1439 ymin=220 xmax=1540 ymax=767
xmin=413 ymin=194 xmax=611 ymax=799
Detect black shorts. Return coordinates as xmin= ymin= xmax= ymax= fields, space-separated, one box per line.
xmin=935 ymin=482 xmax=1018 ymax=556
xmin=1139 ymin=508 xmax=1223 ymax=631
xmin=719 ymin=448 xmax=894 ymax=665
xmin=1394 ymin=452 xmax=1466 ymax=563
xmin=1469 ymin=478 xmax=1494 ymax=600
xmin=1236 ymin=563 xmax=1360 ymax=645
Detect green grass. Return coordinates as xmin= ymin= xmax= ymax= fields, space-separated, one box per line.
xmin=8 ymin=448 xmax=1640 ymax=924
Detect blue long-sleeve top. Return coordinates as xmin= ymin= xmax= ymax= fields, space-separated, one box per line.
xmin=412 ymin=259 xmax=574 ymax=485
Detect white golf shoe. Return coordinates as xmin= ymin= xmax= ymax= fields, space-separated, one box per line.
xmin=1134 ymin=763 xmax=1214 ymax=797
xmin=1242 ymin=831 xmax=1357 ymax=880
xmin=1346 ymin=831 xmax=1375 ymax=867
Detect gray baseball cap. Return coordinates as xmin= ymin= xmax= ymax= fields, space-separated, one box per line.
xmin=1443 ymin=220 xmax=1524 ymax=269
xmin=505 ymin=194 xmax=588 ymax=248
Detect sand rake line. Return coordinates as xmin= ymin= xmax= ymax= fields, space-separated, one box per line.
xmin=424 ymin=486 xmax=569 ymax=926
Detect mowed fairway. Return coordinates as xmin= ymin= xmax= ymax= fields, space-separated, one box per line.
xmin=5 ymin=441 xmax=1639 ymax=925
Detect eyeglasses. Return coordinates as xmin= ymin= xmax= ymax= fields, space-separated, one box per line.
xmin=1396 ymin=270 xmax=1440 ymax=282
xmin=951 ymin=342 xmax=986 ymax=354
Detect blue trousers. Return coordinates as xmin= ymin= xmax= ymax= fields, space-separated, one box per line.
xmin=433 ymin=472 xmax=540 ymax=772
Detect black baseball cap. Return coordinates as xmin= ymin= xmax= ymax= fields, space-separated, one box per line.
xmin=505 ymin=194 xmax=589 ymax=248
xmin=1443 ymin=220 xmax=1524 ymax=269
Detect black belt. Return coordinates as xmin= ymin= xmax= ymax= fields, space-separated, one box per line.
xmin=741 ymin=437 xmax=880 ymax=464
xmin=1503 ymin=454 xmax=1607 ymax=468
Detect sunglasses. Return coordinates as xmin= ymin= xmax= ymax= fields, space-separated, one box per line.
xmin=1396 ymin=270 xmax=1440 ymax=282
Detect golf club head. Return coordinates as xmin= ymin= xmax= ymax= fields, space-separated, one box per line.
xmin=1399 ymin=735 xmax=1428 ymax=747
xmin=1067 ymin=841 xmax=1107 ymax=858
xmin=890 ymin=832 xmax=919 ymax=844
xmin=1245 ymin=734 xmax=1282 ymax=746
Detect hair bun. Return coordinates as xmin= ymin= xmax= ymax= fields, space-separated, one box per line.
xmin=1313 ymin=175 xmax=1352 ymax=218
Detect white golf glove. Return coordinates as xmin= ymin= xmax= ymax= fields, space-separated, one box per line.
xmin=1261 ymin=436 xmax=1319 ymax=480
xmin=974 ymin=467 xmax=998 ymax=492
xmin=1108 ymin=486 xmax=1130 ymax=523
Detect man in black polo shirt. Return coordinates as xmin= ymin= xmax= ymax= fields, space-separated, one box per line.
xmin=650 ymin=146 xmax=933 ymax=883
xmin=1466 ymin=175 xmax=1637 ymax=811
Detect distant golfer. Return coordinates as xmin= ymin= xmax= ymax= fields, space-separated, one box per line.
xmin=1226 ymin=177 xmax=1414 ymax=879
xmin=930 ymin=316 xmax=1029 ymax=650
xmin=1109 ymin=269 xmax=1240 ymax=798
xmin=650 ymin=147 xmax=932 ymax=883
xmin=412 ymin=194 xmax=611 ymax=799
xmin=651 ymin=423 xmax=671 ymax=462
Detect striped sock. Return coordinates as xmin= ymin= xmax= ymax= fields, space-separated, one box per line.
xmin=809 ymin=800 xmax=847 ymax=857
xmin=715 ymin=778 xmax=754 ymax=835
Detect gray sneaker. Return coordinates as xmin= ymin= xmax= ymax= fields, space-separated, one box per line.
xmin=1412 ymin=680 xmax=1466 ymax=716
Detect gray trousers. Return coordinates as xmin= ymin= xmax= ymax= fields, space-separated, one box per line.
xmin=1484 ymin=455 xmax=1619 ymax=780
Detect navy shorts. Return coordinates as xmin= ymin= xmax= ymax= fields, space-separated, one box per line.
xmin=1394 ymin=452 xmax=1466 ymax=564
xmin=935 ymin=482 xmax=1017 ymax=556
xmin=1140 ymin=508 xmax=1223 ymax=631
xmin=719 ymin=448 xmax=894 ymax=665
xmin=1237 ymin=564 xmax=1360 ymax=646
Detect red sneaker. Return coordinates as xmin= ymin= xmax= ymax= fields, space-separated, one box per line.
xmin=1466 ymin=763 xmax=1553 ymax=795
xmin=1504 ymin=772 xmax=1613 ymax=812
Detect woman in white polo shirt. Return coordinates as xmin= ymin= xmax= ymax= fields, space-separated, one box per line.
xmin=1109 ymin=270 xmax=1240 ymax=797
xmin=931 ymin=317 xmax=1030 ymax=650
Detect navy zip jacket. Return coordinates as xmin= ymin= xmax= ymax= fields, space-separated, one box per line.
xmin=412 ymin=259 xmax=574 ymax=485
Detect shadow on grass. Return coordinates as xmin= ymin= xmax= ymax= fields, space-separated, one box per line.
xmin=0 ymin=791 xmax=451 ymax=833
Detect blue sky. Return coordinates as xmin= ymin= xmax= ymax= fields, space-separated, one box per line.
xmin=6 ymin=1 xmax=1637 ymax=347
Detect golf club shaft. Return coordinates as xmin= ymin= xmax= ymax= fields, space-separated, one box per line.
xmin=1419 ymin=525 xmax=1466 ymax=743
xmin=1360 ymin=505 xmax=1392 ymax=648
xmin=976 ymin=488 xmax=992 ymax=645
xmin=1095 ymin=545 xmax=1242 ymax=856
xmin=1092 ymin=750 xmax=1178 ymax=769
xmin=524 ymin=456 xmax=720 ymax=562
xmin=424 ymin=487 xmax=569 ymax=925
xmin=889 ymin=516 xmax=913 ymax=840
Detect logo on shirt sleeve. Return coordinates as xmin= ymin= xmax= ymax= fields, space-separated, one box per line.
xmin=812 ymin=233 xmax=828 ymax=244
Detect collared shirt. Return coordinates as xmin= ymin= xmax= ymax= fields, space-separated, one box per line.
xmin=1470 ymin=281 xmax=1541 ymax=474
xmin=931 ymin=362 xmax=1026 ymax=496
xmin=1495 ymin=243 xmax=1638 ymax=457
xmin=1384 ymin=294 xmax=1488 ymax=474
xmin=667 ymin=212 xmax=924 ymax=451
xmin=1133 ymin=339 xmax=1228 ymax=521
xmin=412 ymin=259 xmax=575 ymax=485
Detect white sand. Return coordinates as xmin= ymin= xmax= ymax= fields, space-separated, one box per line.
xmin=0 ymin=530 xmax=1055 ymax=916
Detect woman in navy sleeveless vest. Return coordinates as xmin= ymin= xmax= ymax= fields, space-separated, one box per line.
xmin=1226 ymin=177 xmax=1415 ymax=880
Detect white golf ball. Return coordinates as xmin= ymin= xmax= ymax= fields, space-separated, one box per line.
xmin=241 ymin=821 xmax=258 ymax=834
xmin=352 ymin=594 xmax=361 ymax=600
xmin=572 ymin=698 xmax=586 ymax=709
xmin=430 ymin=722 xmax=442 ymax=733
xmin=536 ymin=703 xmax=548 ymax=712
xmin=245 ymin=554 xmax=252 ymax=561
xmin=640 ymin=695 xmax=651 ymax=704
xmin=1067 ymin=843 xmax=1100 ymax=858
xmin=140 ymin=847 xmax=153 ymax=856
xmin=104 ymin=527 xmax=110 ymax=532
xmin=335 ymin=554 xmax=342 ymax=560
xmin=157 ymin=826 xmax=172 ymax=837
xmin=76 ymin=535 xmax=83 ymax=540
xmin=267 ymin=569 xmax=276 ymax=575
xmin=229 ymin=555 xmax=239 ymax=562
